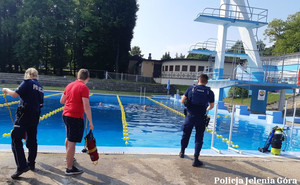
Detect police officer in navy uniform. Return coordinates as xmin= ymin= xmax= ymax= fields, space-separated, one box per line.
xmin=3 ymin=68 xmax=44 ymax=179
xmin=179 ymin=74 xmax=214 ymax=167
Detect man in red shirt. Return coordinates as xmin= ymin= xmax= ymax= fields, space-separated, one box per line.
xmin=60 ymin=69 xmax=94 ymax=175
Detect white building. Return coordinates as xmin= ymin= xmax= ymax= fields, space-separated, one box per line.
xmin=158 ymin=58 xmax=239 ymax=85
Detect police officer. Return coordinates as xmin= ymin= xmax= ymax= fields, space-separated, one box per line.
xmin=3 ymin=68 xmax=44 ymax=179
xmin=179 ymin=74 xmax=214 ymax=167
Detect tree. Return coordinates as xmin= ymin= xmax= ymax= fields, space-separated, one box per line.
xmin=228 ymin=86 xmax=249 ymax=98
xmin=161 ymin=52 xmax=171 ymax=60
xmin=264 ymin=12 xmax=300 ymax=55
xmin=186 ymin=48 xmax=210 ymax=60
xmin=0 ymin=0 xmax=139 ymax=75
xmin=0 ymin=0 xmax=22 ymax=72
xmin=174 ymin=53 xmax=185 ymax=59
xmin=226 ymin=41 xmax=245 ymax=53
xmin=262 ymin=45 xmax=275 ymax=56
xmin=130 ymin=46 xmax=143 ymax=57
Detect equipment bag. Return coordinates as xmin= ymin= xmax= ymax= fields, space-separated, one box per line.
xmin=84 ymin=130 xmax=99 ymax=164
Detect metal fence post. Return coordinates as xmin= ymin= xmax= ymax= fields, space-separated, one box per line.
xmin=211 ymin=103 xmax=221 ymax=153
xmin=105 ymin=71 xmax=108 ymax=80
xmin=228 ymin=105 xmax=242 ymax=154
xmin=283 ymin=100 xmax=288 ymax=128
xmin=290 ymin=102 xmax=297 ymax=140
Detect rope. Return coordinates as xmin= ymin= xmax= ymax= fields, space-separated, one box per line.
xmin=2 ymin=92 xmax=68 ymax=137
xmin=0 ymin=92 xmax=62 ymax=107
xmin=39 ymin=93 xmax=93 ymax=121
xmin=116 ymin=95 xmax=129 ymax=145
xmin=39 ymin=106 xmax=64 ymax=121
xmin=147 ymin=97 xmax=239 ymax=148
xmin=147 ymin=97 xmax=185 ymax=117
xmin=2 ymin=94 xmax=14 ymax=138
xmin=3 ymin=94 xmax=14 ymax=124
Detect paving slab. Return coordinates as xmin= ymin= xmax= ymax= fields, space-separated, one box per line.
xmin=0 ymin=152 xmax=299 ymax=185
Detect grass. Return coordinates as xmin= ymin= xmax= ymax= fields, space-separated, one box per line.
xmin=223 ymin=93 xmax=293 ymax=106
xmin=173 ymin=85 xmax=190 ymax=94
xmin=0 ymin=84 xmax=165 ymax=96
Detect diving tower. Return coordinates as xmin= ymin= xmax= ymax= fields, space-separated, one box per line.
xmin=191 ymin=0 xmax=267 ymax=81
xmin=191 ymin=0 xmax=298 ymax=114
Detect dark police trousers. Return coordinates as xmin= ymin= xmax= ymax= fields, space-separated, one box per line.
xmin=181 ymin=114 xmax=206 ymax=156
xmin=11 ymin=111 xmax=40 ymax=171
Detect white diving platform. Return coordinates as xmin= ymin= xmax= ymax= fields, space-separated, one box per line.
xmin=189 ymin=49 xmax=249 ymax=60
xmin=195 ymin=4 xmax=268 ymax=28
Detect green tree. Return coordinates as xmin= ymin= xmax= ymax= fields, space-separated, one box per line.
xmin=186 ymin=48 xmax=209 ymax=60
xmin=14 ymin=0 xmax=73 ymax=74
xmin=161 ymin=52 xmax=171 ymax=60
xmin=0 ymin=0 xmax=139 ymax=75
xmin=228 ymin=86 xmax=249 ymax=98
xmin=226 ymin=41 xmax=245 ymax=53
xmin=130 ymin=46 xmax=143 ymax=57
xmin=174 ymin=53 xmax=185 ymax=59
xmin=262 ymin=45 xmax=275 ymax=56
xmin=0 ymin=0 xmax=22 ymax=72
xmin=264 ymin=12 xmax=300 ymax=55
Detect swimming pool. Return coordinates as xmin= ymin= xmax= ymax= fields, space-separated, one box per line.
xmin=0 ymin=91 xmax=299 ymax=152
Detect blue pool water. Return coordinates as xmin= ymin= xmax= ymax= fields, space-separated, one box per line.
xmin=0 ymin=91 xmax=299 ymax=152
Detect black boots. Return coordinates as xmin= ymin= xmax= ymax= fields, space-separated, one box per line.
xmin=192 ymin=155 xmax=203 ymax=167
xmin=179 ymin=148 xmax=185 ymax=158
xmin=11 ymin=166 xmax=30 ymax=179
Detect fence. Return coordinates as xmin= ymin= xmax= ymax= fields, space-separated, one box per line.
xmin=106 ymin=72 xmax=154 ymax=83
xmin=85 ymin=70 xmax=155 ymax=83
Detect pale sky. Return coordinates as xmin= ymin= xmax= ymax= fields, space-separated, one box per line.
xmin=131 ymin=0 xmax=300 ymax=60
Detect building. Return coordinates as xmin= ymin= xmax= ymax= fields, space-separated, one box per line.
xmin=128 ymin=54 xmax=162 ymax=78
xmin=128 ymin=56 xmax=241 ymax=85
xmin=159 ymin=58 xmax=240 ymax=85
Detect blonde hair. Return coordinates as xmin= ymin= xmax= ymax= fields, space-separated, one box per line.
xmin=24 ymin=68 xmax=38 ymax=79
xmin=77 ymin=69 xmax=89 ymax=80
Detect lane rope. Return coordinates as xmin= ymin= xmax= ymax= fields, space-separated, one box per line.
xmin=147 ymin=97 xmax=239 ymax=148
xmin=2 ymin=93 xmax=92 ymax=139
xmin=0 ymin=92 xmax=63 ymax=107
xmin=116 ymin=95 xmax=129 ymax=145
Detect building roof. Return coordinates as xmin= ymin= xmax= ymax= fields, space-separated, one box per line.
xmin=160 ymin=58 xmax=242 ymax=64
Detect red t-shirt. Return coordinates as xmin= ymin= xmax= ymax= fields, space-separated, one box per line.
xmin=62 ymin=80 xmax=89 ymax=119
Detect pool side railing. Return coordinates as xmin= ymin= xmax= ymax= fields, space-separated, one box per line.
xmin=228 ymin=105 xmax=242 ymax=154
xmin=211 ymin=103 xmax=221 ymax=153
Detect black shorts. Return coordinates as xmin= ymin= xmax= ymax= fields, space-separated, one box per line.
xmin=63 ymin=116 xmax=84 ymax=143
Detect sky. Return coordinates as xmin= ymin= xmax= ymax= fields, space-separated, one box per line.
xmin=131 ymin=0 xmax=300 ymax=60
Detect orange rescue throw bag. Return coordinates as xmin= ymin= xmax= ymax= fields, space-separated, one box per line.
xmin=84 ymin=130 xmax=99 ymax=163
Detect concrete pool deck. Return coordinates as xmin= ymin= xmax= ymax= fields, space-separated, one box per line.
xmin=0 ymin=151 xmax=299 ymax=185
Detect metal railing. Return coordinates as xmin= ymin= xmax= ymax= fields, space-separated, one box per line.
xmin=199 ymin=3 xmax=268 ymax=23
xmin=87 ymin=70 xmax=155 ymax=83
xmin=161 ymin=71 xmax=200 ymax=80
xmin=106 ymin=72 xmax=154 ymax=83
xmin=189 ymin=38 xmax=218 ymax=51
xmin=189 ymin=38 xmax=257 ymax=54
xmin=198 ymin=65 xmax=299 ymax=85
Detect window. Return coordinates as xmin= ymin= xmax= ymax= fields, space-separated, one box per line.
xmin=165 ymin=66 xmax=168 ymax=71
xmin=175 ymin=65 xmax=180 ymax=71
xmin=198 ymin=66 xmax=204 ymax=72
xmin=162 ymin=66 xmax=165 ymax=71
xmin=169 ymin=65 xmax=174 ymax=71
xmin=182 ymin=65 xmax=187 ymax=71
xmin=190 ymin=66 xmax=196 ymax=72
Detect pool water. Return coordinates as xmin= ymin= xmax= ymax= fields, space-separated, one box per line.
xmin=0 ymin=91 xmax=299 ymax=152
